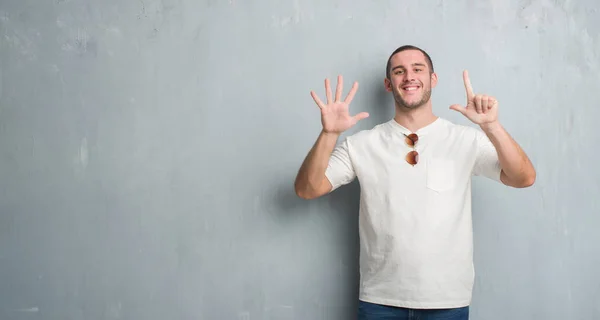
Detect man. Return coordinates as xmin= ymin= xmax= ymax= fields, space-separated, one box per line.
xmin=294 ymin=45 xmax=536 ymax=320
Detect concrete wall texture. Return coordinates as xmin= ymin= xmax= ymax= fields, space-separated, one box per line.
xmin=1 ymin=0 xmax=599 ymax=319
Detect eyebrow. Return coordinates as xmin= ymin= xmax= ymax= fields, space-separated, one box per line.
xmin=392 ymin=63 xmax=427 ymax=71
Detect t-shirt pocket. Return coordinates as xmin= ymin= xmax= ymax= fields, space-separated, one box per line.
xmin=426 ymin=158 xmax=456 ymax=192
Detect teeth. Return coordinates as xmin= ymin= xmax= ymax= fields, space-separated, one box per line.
xmin=404 ymin=87 xmax=418 ymax=91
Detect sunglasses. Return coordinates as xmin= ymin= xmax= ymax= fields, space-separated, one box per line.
xmin=404 ymin=133 xmax=419 ymax=166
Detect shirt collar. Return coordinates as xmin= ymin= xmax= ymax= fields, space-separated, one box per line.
xmin=388 ymin=117 xmax=444 ymax=136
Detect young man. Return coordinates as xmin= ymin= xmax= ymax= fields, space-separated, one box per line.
xmin=294 ymin=45 xmax=536 ymax=320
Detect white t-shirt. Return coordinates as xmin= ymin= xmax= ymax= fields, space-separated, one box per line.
xmin=325 ymin=117 xmax=502 ymax=309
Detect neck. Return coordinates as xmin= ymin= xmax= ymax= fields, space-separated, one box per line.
xmin=393 ymin=102 xmax=438 ymax=132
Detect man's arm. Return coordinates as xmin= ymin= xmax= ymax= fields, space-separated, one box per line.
xmin=294 ymin=131 xmax=338 ymax=199
xmin=294 ymin=75 xmax=368 ymax=199
xmin=449 ymin=70 xmax=536 ymax=188
xmin=480 ymin=121 xmax=536 ymax=188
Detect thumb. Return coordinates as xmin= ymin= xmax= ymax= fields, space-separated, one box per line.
xmin=352 ymin=112 xmax=369 ymax=122
xmin=449 ymin=104 xmax=467 ymax=115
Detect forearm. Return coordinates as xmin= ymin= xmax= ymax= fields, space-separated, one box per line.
xmin=294 ymin=130 xmax=339 ymax=198
xmin=480 ymin=121 xmax=536 ymax=187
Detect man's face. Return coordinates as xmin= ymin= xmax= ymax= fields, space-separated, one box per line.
xmin=385 ymin=50 xmax=438 ymax=110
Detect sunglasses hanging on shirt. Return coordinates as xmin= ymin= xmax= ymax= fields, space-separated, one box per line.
xmin=404 ymin=133 xmax=419 ymax=166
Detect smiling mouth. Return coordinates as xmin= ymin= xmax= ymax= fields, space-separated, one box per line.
xmin=401 ymin=85 xmax=421 ymax=92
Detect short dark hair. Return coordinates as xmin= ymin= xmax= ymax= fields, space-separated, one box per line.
xmin=386 ymin=45 xmax=434 ymax=79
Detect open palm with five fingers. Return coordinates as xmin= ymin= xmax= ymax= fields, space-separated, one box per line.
xmin=450 ymin=70 xmax=499 ymax=125
xmin=311 ymin=75 xmax=369 ymax=134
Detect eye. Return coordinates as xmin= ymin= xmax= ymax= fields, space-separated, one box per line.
xmin=415 ymin=68 xmax=422 ymax=72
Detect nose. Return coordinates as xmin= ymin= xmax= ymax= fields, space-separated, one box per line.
xmin=403 ymin=70 xmax=416 ymax=82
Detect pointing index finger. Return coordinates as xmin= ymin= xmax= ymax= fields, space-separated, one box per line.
xmin=463 ymin=70 xmax=474 ymax=100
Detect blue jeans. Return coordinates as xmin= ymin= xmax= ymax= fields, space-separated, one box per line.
xmin=358 ymin=300 xmax=469 ymax=320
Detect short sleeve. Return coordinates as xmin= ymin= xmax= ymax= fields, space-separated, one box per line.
xmin=473 ymin=129 xmax=502 ymax=182
xmin=325 ymin=138 xmax=356 ymax=191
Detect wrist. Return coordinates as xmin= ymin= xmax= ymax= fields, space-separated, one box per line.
xmin=321 ymin=130 xmax=341 ymax=138
xmin=479 ymin=120 xmax=502 ymax=133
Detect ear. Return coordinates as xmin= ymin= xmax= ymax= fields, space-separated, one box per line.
xmin=384 ymin=77 xmax=392 ymax=92
xmin=430 ymin=72 xmax=438 ymax=88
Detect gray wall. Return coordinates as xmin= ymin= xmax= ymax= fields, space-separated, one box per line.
xmin=1 ymin=0 xmax=599 ymax=319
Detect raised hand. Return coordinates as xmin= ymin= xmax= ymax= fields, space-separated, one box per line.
xmin=310 ymin=75 xmax=369 ymax=134
xmin=449 ymin=70 xmax=498 ymax=125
